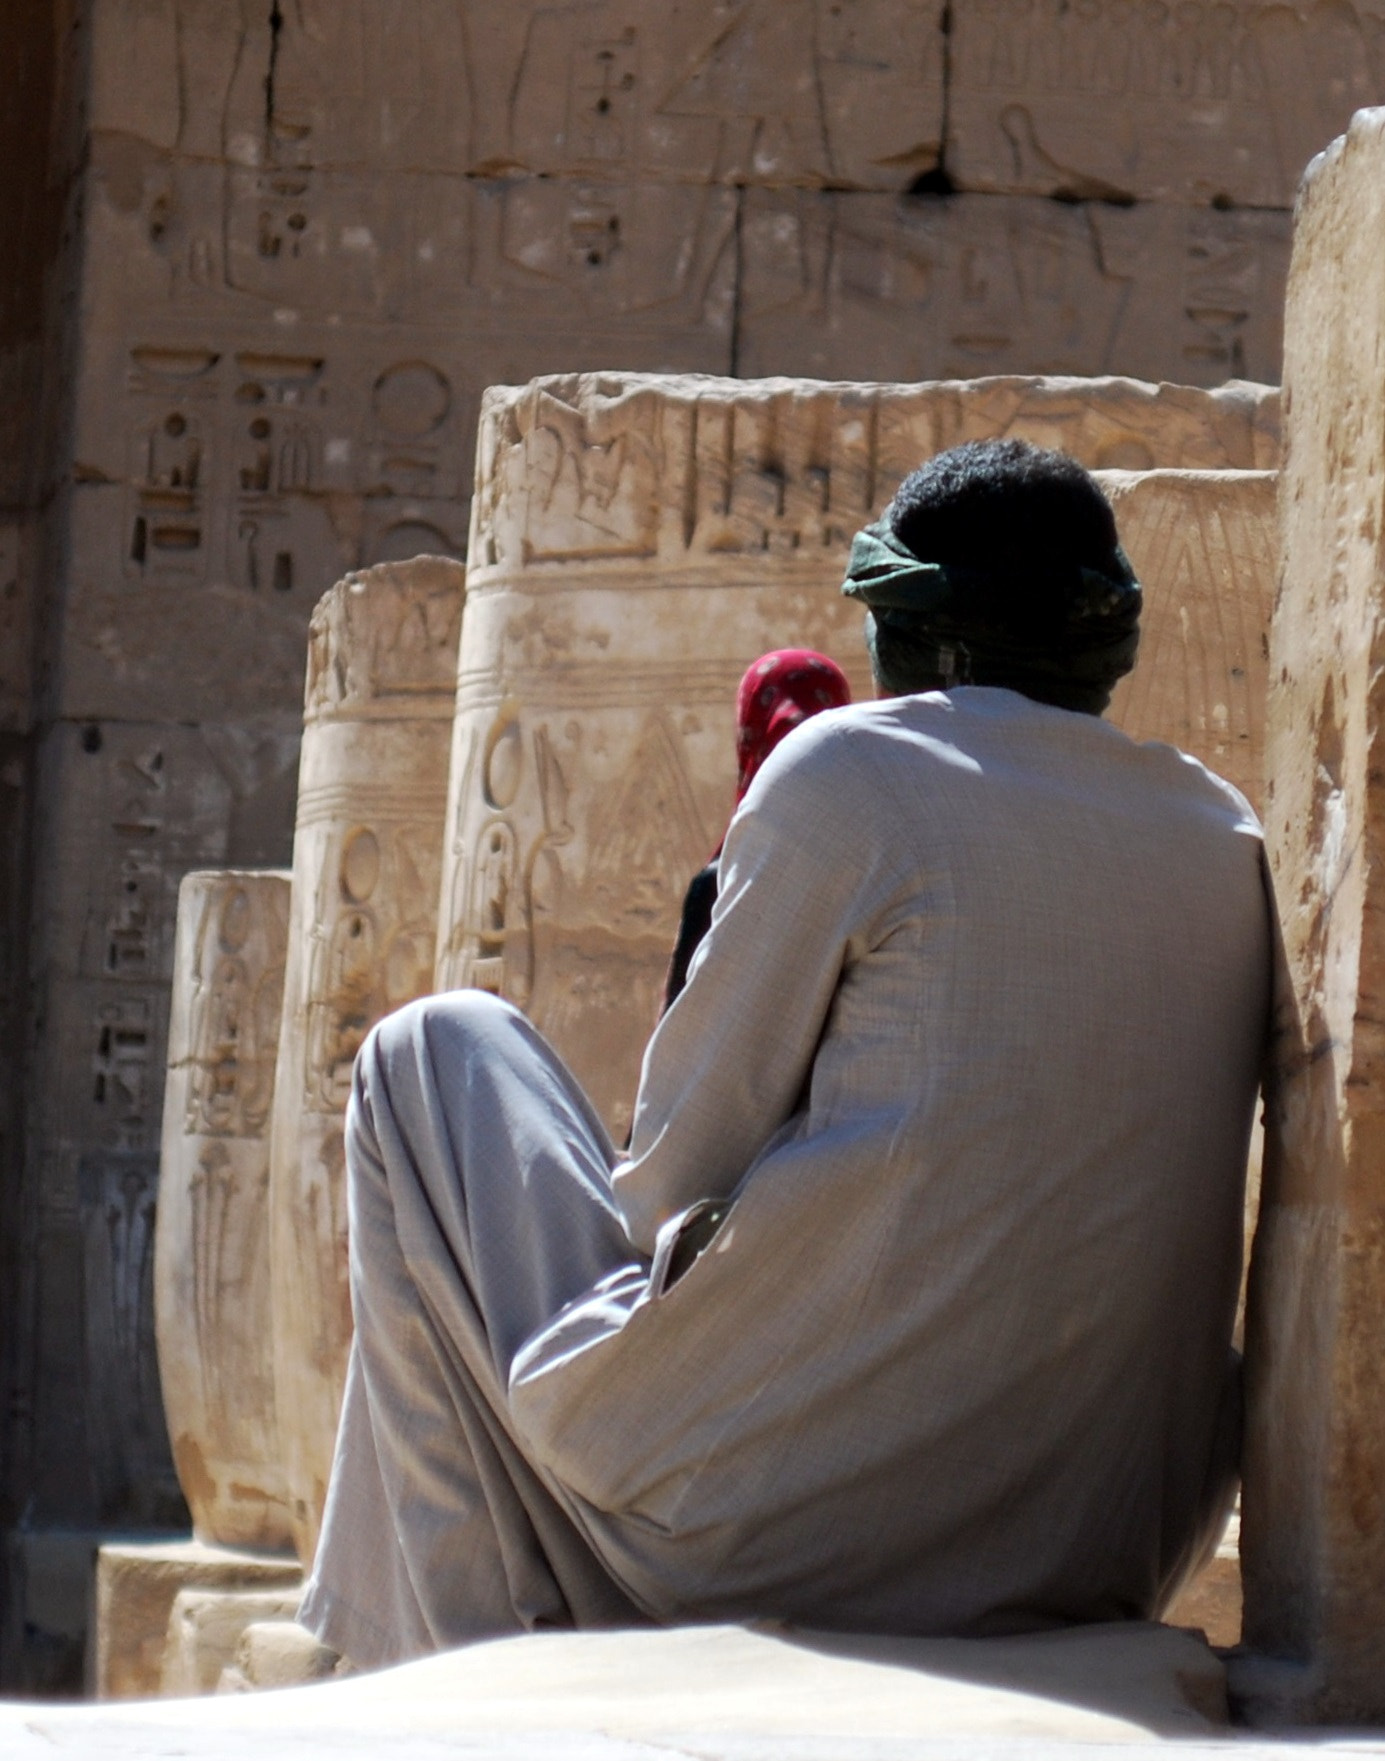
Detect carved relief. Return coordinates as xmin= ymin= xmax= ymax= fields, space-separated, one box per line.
xmin=738 ymin=190 xmax=1290 ymax=390
xmin=229 ymin=353 xmax=324 ymax=596
xmin=1101 ymin=469 xmax=1277 ymax=810
xmin=127 ymin=407 xmax=205 ymax=583
xmin=439 ymin=702 xmax=709 ymax=1142
xmin=116 ymin=343 xmax=336 ymax=606
xmin=181 ymin=878 xmax=282 ymax=1139
xmin=469 ymin=177 xmax=738 ymax=325
xmin=302 ymin=555 xmax=465 ymax=716
xmin=951 ymin=0 xmax=1385 ymax=209
xmin=500 ymin=0 xmax=946 ymax=188
xmin=471 ymin=370 xmax=1280 ymax=581
xmin=269 ymin=559 xmax=463 ymax=1565
xmin=81 ymin=1148 xmax=180 ymax=1525
xmin=156 ymin=870 xmax=293 ymax=1550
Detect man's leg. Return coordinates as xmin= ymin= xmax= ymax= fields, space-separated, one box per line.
xmin=299 ymin=990 xmax=649 ymax=1668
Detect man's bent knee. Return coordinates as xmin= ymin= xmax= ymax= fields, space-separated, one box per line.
xmin=357 ymin=989 xmax=524 ymax=1085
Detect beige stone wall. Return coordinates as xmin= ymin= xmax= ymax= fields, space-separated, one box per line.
xmin=440 ymin=372 xmax=1278 ymax=1139
xmin=1239 ymin=105 xmax=1385 ymax=1726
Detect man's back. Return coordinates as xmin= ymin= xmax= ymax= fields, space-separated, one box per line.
xmin=512 ymin=688 xmax=1269 ymax=1636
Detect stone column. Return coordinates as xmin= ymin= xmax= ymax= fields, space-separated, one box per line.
xmin=155 ymin=869 xmax=292 ymax=1551
xmin=1238 ymin=107 xmax=1385 ymax=1725
xmin=1100 ymin=468 xmax=1277 ymax=812
xmin=269 ymin=558 xmax=464 ymax=1564
xmin=437 ymin=373 xmax=1280 ymax=1143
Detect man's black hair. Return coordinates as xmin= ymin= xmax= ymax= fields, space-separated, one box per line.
xmin=875 ymin=439 xmax=1123 ymax=699
xmin=889 ymin=437 xmax=1119 ymax=575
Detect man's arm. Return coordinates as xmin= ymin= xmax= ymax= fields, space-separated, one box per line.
xmin=613 ymin=723 xmax=890 ymax=1253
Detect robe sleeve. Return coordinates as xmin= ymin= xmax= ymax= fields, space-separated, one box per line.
xmin=613 ymin=723 xmax=890 ymax=1253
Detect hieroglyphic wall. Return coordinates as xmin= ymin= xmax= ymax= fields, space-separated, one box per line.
xmin=948 ymin=1 xmax=1385 ymax=209
xmin=5 ymin=0 xmax=1375 ymax=1692
xmin=439 ymin=372 xmax=1279 ymax=1140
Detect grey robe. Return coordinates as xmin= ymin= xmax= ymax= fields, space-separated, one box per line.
xmin=302 ymin=688 xmax=1269 ymax=1667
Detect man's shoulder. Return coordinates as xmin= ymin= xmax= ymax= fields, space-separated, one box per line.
xmin=761 ymin=693 xmax=960 ymax=770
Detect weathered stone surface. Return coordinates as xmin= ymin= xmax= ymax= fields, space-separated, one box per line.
xmin=220 ymin=1619 xmax=345 ymax=1693
xmin=1100 ymin=469 xmax=1277 ymax=810
xmin=949 ymin=0 xmax=1385 ymax=210
xmin=269 ymin=559 xmax=463 ymax=1564
xmin=85 ymin=0 xmax=947 ymax=191
xmin=58 ymin=488 xmax=338 ymax=724
xmin=156 ymin=871 xmax=294 ymax=1552
xmin=1239 ymin=106 xmax=1385 ymax=1726
xmin=441 ymin=374 xmax=1278 ymax=1140
xmin=161 ymin=1586 xmax=302 ymax=1698
xmin=17 ymin=719 xmax=301 ymax=1536
xmin=72 ymin=142 xmax=737 ymax=561
xmin=11 ymin=1620 xmax=1231 ymax=1749
xmin=92 ymin=1538 xmax=302 ymax=1700
xmin=739 ymin=191 xmax=1291 ymax=390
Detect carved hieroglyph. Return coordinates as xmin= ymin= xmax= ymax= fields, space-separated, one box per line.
xmin=156 ymin=869 xmax=292 ymax=1551
xmin=949 ymin=0 xmax=1385 ymax=210
xmin=269 ymin=558 xmax=463 ymax=1564
xmin=1238 ymin=108 xmax=1385 ymax=1726
xmin=738 ymin=191 xmax=1291 ymax=390
xmin=1101 ymin=469 xmax=1276 ymax=811
xmin=438 ymin=372 xmax=1278 ymax=1141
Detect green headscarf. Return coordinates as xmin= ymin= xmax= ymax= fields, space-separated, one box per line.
xmin=842 ymin=520 xmax=1142 ymax=715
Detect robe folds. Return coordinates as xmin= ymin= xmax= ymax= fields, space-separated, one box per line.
xmin=301 ymin=687 xmax=1270 ymax=1668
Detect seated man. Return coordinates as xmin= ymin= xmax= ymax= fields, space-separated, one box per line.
xmin=300 ymin=440 xmax=1270 ymax=1670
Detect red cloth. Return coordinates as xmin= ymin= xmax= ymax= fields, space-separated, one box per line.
xmin=734 ymin=649 xmax=852 ymax=802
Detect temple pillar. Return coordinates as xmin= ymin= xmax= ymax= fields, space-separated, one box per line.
xmin=155 ymin=869 xmax=293 ymax=1551
xmin=1238 ymin=106 xmax=1385 ymax=1725
xmin=269 ymin=558 xmax=464 ymax=1564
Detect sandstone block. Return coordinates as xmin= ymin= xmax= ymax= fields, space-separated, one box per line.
xmin=738 ymin=190 xmax=1290 ymax=391
xmin=160 ymin=1586 xmax=302 ymax=1698
xmin=92 ymin=1538 xmax=301 ymax=1700
xmin=156 ymin=871 xmax=294 ymax=1552
xmin=1239 ymin=106 xmax=1385 ymax=1726
xmin=221 ymin=1620 xmax=344 ymax=1693
xmin=68 ymin=145 xmax=736 ymax=621
xmin=1099 ymin=470 xmax=1277 ymax=811
xmin=86 ymin=0 xmax=947 ymax=191
xmin=59 ymin=488 xmax=327 ymax=724
xmin=949 ymin=0 xmax=1385 ymax=209
xmin=441 ymin=374 xmax=1277 ymax=1141
xmin=269 ymin=558 xmax=464 ymax=1565
xmin=33 ymin=720 xmax=239 ymax=990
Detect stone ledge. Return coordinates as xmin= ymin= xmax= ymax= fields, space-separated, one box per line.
xmin=93 ymin=1538 xmax=302 ymax=1700
xmin=9 ymin=1619 xmax=1230 ymax=1754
